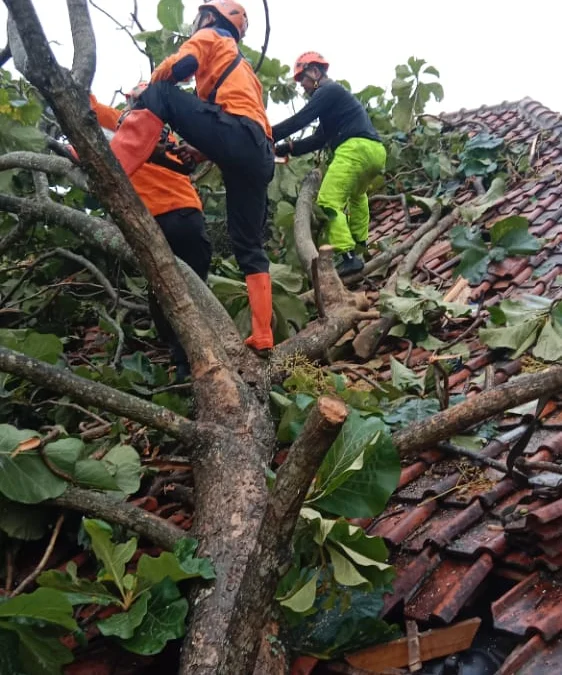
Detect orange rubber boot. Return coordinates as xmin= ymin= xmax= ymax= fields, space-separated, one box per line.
xmin=110 ymin=109 xmax=164 ymax=177
xmin=244 ymin=272 xmax=274 ymax=351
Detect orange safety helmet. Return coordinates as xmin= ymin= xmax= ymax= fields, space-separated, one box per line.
xmin=199 ymin=0 xmax=248 ymax=41
xmin=125 ymin=81 xmax=148 ymax=105
xmin=293 ymin=52 xmax=330 ymax=81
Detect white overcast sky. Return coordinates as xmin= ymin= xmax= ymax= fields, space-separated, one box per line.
xmin=1 ymin=0 xmax=560 ymax=124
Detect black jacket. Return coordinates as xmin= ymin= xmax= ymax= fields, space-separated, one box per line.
xmin=272 ymin=80 xmax=381 ymax=155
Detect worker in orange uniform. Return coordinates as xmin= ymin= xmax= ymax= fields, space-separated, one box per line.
xmin=108 ymin=0 xmax=275 ymax=353
xmin=89 ymin=84 xmax=212 ymax=382
xmin=273 ymin=53 xmax=386 ymax=277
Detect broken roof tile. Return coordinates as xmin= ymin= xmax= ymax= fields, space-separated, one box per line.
xmin=492 ymin=572 xmax=562 ymax=640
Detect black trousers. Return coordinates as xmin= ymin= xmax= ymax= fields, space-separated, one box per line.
xmin=148 ymin=207 xmax=211 ymax=362
xmin=138 ymin=81 xmax=274 ymax=275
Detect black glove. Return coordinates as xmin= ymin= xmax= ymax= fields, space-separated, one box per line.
xmin=274 ymin=142 xmax=292 ymax=158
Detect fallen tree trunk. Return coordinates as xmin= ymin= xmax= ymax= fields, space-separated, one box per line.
xmin=294 ymin=169 xmax=322 ymax=278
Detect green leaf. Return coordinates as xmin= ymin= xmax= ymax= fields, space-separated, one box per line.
xmin=74 ymin=459 xmax=119 ymax=491
xmin=37 ymin=567 xmax=118 ymax=606
xmin=313 ymin=430 xmax=400 ymax=519
xmin=424 ymin=65 xmax=440 ymax=77
xmin=490 ymin=216 xmax=541 ymax=255
xmin=157 ymin=0 xmax=184 ymax=32
xmin=137 ymin=548 xmax=215 ymax=584
xmin=0 ymin=628 xmax=20 ymax=675
xmin=98 ymin=593 xmax=149 ymax=639
xmin=279 ymin=571 xmax=319 ymax=613
xmin=101 ymin=445 xmax=142 ymax=495
xmin=0 ymin=330 xmax=63 ymax=364
xmin=0 ymin=498 xmax=50 ymax=540
xmin=384 ymin=397 xmax=440 ymax=426
xmin=270 ymin=262 xmax=304 ymax=294
xmin=458 ymin=176 xmax=506 ymax=223
xmin=390 ymin=357 xmax=424 ymax=393
xmin=0 ymin=588 xmax=77 ymax=630
xmin=174 ymin=537 xmax=216 ymax=580
xmin=327 ymin=545 xmax=369 ymax=587
xmin=479 ymin=318 xmax=544 ymax=358
xmin=119 ymin=578 xmax=188 ymax=655
xmin=0 ymin=425 xmax=67 ymax=504
xmin=533 ymin=319 xmax=562 ymax=362
xmin=312 ymin=412 xmax=386 ymax=500
xmin=0 ymin=622 xmax=73 ymax=675
xmin=83 ymin=519 xmax=137 ymax=597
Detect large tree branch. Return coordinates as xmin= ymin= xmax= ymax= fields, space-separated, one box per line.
xmin=182 ymin=398 xmax=348 ymax=674
xmin=393 ymin=366 xmax=562 ymax=455
xmin=0 ymin=151 xmax=89 ymax=191
xmin=0 ymin=345 xmax=215 ymax=449
xmin=0 ymin=42 xmax=11 ymax=67
xmin=4 ymin=0 xmax=250 ymax=421
xmin=50 ymin=486 xmax=184 ymax=551
xmin=294 ymin=169 xmax=322 ymax=278
xmin=66 ymin=0 xmax=96 ymax=89
xmin=0 ymin=188 xmax=244 ymax=366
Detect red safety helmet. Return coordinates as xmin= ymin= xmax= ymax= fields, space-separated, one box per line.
xmin=293 ymin=52 xmax=330 ymax=81
xmin=125 ymin=81 xmax=148 ymax=105
xmin=199 ymin=0 xmax=248 ymax=41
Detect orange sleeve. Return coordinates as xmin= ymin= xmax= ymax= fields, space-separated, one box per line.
xmin=150 ymin=32 xmax=207 ymax=83
xmin=89 ymin=94 xmax=121 ymax=131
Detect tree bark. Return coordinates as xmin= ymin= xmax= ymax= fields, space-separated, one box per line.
xmin=50 ymin=486 xmax=185 ymax=551
xmin=182 ymin=398 xmax=348 ymax=674
xmin=294 ymin=169 xmax=322 ymax=278
xmin=393 ymin=366 xmax=562 ymax=455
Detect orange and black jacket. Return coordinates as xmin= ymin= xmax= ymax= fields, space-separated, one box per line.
xmin=151 ymin=27 xmax=272 ymax=140
xmin=89 ymin=95 xmax=202 ymax=217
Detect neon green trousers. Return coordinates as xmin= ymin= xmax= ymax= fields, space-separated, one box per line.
xmin=317 ymin=137 xmax=386 ymax=252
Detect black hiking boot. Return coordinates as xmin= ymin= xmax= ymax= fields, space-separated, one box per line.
xmin=337 ymin=251 xmax=364 ymax=277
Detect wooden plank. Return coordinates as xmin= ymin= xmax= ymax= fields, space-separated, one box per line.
xmin=346 ymin=618 xmax=481 ymax=671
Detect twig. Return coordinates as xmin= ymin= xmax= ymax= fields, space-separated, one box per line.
xmin=437 ymin=306 xmax=485 ymax=354
xmin=310 ymin=256 xmax=326 ymax=318
xmin=5 ymin=546 xmax=15 ymax=592
xmin=88 ymin=0 xmax=151 ymax=62
xmin=9 ymin=514 xmax=65 ymax=597
xmin=433 ymin=360 xmax=449 ymax=410
xmin=516 ymin=458 xmax=562 ymax=476
xmin=253 ymin=0 xmax=270 ymax=74
xmin=328 ymin=364 xmax=386 ymax=392
xmin=100 ymin=306 xmax=126 ymax=368
xmin=37 ymin=427 xmax=77 ymax=483
xmin=438 ymin=441 xmax=509 ymax=473
xmin=44 ymin=398 xmax=109 ymax=426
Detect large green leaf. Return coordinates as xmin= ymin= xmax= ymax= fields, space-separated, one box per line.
xmin=0 ymin=588 xmax=77 ymax=630
xmin=119 ymin=578 xmax=188 ymax=655
xmin=157 ymin=0 xmax=184 ymax=32
xmin=479 ymin=317 xmax=544 ymax=358
xmin=0 ymin=622 xmax=73 ymax=675
xmin=327 ymin=545 xmax=369 ymax=587
xmin=490 ymin=215 xmax=541 ymax=254
xmin=313 ymin=430 xmax=400 ymax=519
xmin=278 ymin=570 xmax=319 ymax=613
xmin=270 ymin=262 xmax=305 ymax=294
xmin=83 ymin=519 xmax=137 ymax=597
xmin=0 ymin=330 xmax=62 ymax=364
xmin=37 ymin=564 xmax=118 ymax=606
xmin=98 ymin=593 xmax=149 ymax=639
xmin=533 ymin=319 xmax=562 ymax=362
xmin=311 ymin=412 xmax=387 ymax=501
xmin=99 ymin=444 xmax=142 ymax=495
xmin=458 ymin=176 xmax=506 ymax=223
xmin=0 ymin=425 xmax=67 ymax=504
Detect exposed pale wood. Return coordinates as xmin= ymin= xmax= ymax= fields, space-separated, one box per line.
xmin=346 ymin=618 xmax=481 ymax=671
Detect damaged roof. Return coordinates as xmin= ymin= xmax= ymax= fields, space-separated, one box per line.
xmin=314 ymin=98 xmax=562 ymax=674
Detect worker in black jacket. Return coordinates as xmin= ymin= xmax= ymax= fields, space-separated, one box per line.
xmin=273 ymin=52 xmax=386 ymax=276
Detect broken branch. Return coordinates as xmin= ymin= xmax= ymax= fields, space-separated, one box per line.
xmin=294 ymin=169 xmax=322 ymax=277
xmin=49 ymin=486 xmax=184 ymax=550
xmin=0 ymin=345 xmax=212 ymax=448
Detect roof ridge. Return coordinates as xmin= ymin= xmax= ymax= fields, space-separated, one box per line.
xmin=441 ymin=97 xmax=562 ymax=137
